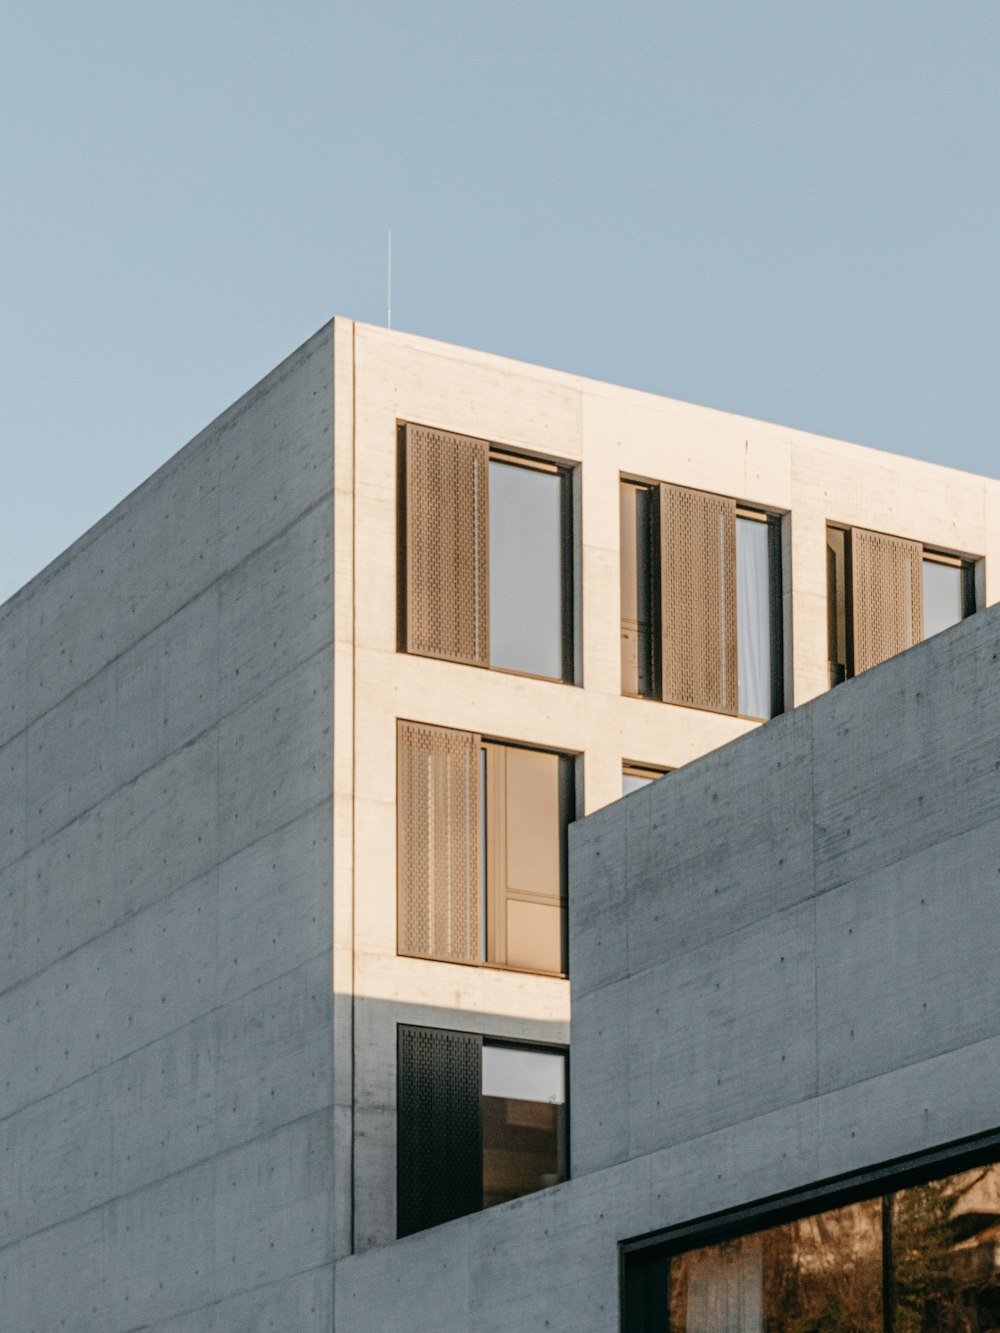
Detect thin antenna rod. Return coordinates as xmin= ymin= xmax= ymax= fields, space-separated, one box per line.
xmin=387 ymin=229 xmax=392 ymax=330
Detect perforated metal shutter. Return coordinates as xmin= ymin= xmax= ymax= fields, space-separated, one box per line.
xmin=397 ymin=1025 xmax=483 ymax=1237
xmin=850 ymin=527 xmax=924 ymax=674
xmin=397 ymin=721 xmax=481 ymax=964
xmin=660 ymin=485 xmax=738 ymax=714
xmin=403 ymin=423 xmax=490 ymax=665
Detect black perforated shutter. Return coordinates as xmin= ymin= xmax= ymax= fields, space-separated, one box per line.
xmin=397 ymin=1025 xmax=483 ymax=1237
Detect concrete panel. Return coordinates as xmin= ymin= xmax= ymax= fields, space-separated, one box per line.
xmin=570 ymin=977 xmax=630 ymax=1175
xmin=627 ymin=900 xmax=817 ymax=1162
xmin=815 ymin=1032 xmax=1000 ymax=1182
xmin=0 ymin=593 xmax=28 ymax=748
xmin=816 ymin=824 xmax=1000 ymax=1092
xmin=0 ymin=1203 xmax=109 ymax=1333
xmin=335 ymin=1214 xmax=473 ymax=1333
xmin=0 ymin=727 xmax=27 ymax=872
xmin=217 ymin=649 xmax=332 ymax=862
xmin=27 ymin=523 xmax=122 ymax=721
xmin=567 ymin=788 xmax=631 ymax=997
xmin=24 ymin=661 xmax=118 ymax=847
xmin=812 ymin=610 xmax=1000 ymax=894
xmin=112 ymin=587 xmax=220 ymax=787
xmin=6 ymin=732 xmax=218 ymax=995
xmin=0 ymin=1062 xmax=112 ymax=1249
xmin=211 ymin=1108 xmax=334 ymax=1301
xmin=119 ymin=437 xmax=222 ymax=649
xmin=218 ymin=324 xmax=333 ymax=572
xmin=108 ymin=1008 xmax=219 ymax=1202
xmin=214 ymin=952 xmax=333 ymax=1147
xmin=0 ymin=856 xmax=25 ymax=991
xmin=219 ymin=495 xmax=333 ymax=713
xmin=624 ymin=708 xmax=815 ymax=982
xmin=150 ymin=1265 xmax=333 ymax=1332
xmin=1 ymin=869 xmax=217 ymax=1117
xmin=470 ymin=1156 xmax=631 ymax=1333
xmin=217 ymin=801 xmax=333 ymax=1003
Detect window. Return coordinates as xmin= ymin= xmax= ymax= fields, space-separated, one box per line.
xmin=622 ymin=1132 xmax=1000 ymax=1333
xmin=826 ymin=525 xmax=977 ymax=684
xmin=397 ymin=721 xmax=574 ymax=975
xmin=620 ymin=480 xmax=784 ymax=719
xmin=397 ymin=1026 xmax=567 ymax=1237
xmin=622 ymin=762 xmax=670 ymax=798
xmin=400 ymin=423 xmax=575 ymax=682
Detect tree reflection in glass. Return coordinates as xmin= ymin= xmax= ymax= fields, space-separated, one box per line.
xmin=669 ymin=1198 xmax=882 ymax=1332
xmin=891 ymin=1163 xmax=1000 ymax=1333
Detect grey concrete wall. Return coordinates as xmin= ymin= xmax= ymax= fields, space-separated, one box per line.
xmin=334 ymin=603 xmax=1000 ymax=1332
xmin=0 ymin=325 xmax=335 ymax=1331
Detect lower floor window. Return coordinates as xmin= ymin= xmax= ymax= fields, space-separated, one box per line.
xmin=397 ymin=1025 xmax=567 ymax=1238
xmin=623 ymin=1133 xmax=1000 ymax=1331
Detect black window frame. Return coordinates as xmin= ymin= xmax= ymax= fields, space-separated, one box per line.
xmin=619 ymin=475 xmax=786 ymax=721
xmin=620 ymin=1124 xmax=1000 ymax=1332
xmin=826 ymin=523 xmax=980 ymax=684
xmin=397 ymin=1024 xmax=570 ymax=1239
xmin=396 ymin=719 xmax=577 ymax=977
xmin=398 ymin=422 xmax=578 ymax=685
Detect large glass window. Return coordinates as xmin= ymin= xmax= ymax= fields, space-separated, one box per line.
xmin=401 ymin=424 xmax=575 ymax=682
xmin=489 ymin=457 xmax=567 ymax=679
xmin=397 ymin=1026 xmax=567 ymax=1237
xmin=620 ymin=480 xmax=783 ymax=720
xmin=623 ymin=1140 xmax=1000 ymax=1332
xmin=482 ymin=1044 xmax=567 ymax=1209
xmin=397 ymin=721 xmax=573 ymax=976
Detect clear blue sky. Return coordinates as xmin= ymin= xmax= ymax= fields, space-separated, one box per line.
xmin=2 ymin=2 xmax=998 ymax=605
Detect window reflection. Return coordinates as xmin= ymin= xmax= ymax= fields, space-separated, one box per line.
xmin=670 ymin=1199 xmax=882 ymax=1332
xmin=735 ymin=516 xmax=775 ymax=719
xmin=489 ymin=460 xmax=565 ymax=680
xmin=891 ymin=1164 xmax=1000 ymax=1332
xmin=482 ymin=1044 xmax=566 ymax=1210
xmin=922 ymin=558 xmax=964 ymax=641
xmin=637 ymin=1159 xmax=1000 ymax=1332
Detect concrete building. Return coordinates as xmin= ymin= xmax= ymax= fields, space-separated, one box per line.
xmin=1 ymin=318 xmax=998 ymax=1329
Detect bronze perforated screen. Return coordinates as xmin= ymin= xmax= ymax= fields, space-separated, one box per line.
xmin=660 ymin=485 xmax=738 ymax=714
xmin=397 ymin=720 xmax=481 ymax=964
xmin=403 ymin=424 xmax=490 ymax=666
xmin=850 ymin=527 xmax=924 ymax=674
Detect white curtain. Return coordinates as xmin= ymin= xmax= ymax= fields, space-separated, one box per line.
xmin=685 ymin=1235 xmax=764 ymax=1333
xmin=736 ymin=518 xmax=772 ymax=719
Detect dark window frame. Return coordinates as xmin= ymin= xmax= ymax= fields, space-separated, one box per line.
xmin=396 ymin=719 xmax=577 ymax=978
xmin=398 ymin=422 xmax=578 ymax=686
xmin=826 ymin=523 xmax=980 ymax=684
xmin=397 ymin=1024 xmax=570 ymax=1239
xmin=620 ymin=1124 xmax=1000 ymax=1333
xmin=620 ymin=475 xmax=786 ymax=721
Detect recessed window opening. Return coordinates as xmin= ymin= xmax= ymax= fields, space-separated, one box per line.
xmin=622 ymin=763 xmax=671 ymax=798
xmin=397 ymin=721 xmax=574 ymax=976
xmin=620 ymin=479 xmax=784 ymax=720
xmin=400 ymin=424 xmax=575 ymax=683
xmin=826 ymin=524 xmax=979 ymax=682
xmin=397 ymin=1026 xmax=567 ymax=1237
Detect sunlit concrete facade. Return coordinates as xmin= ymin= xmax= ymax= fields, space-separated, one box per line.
xmin=335 ymin=598 xmax=1000 ymax=1331
xmin=1 ymin=318 xmax=998 ymax=1328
